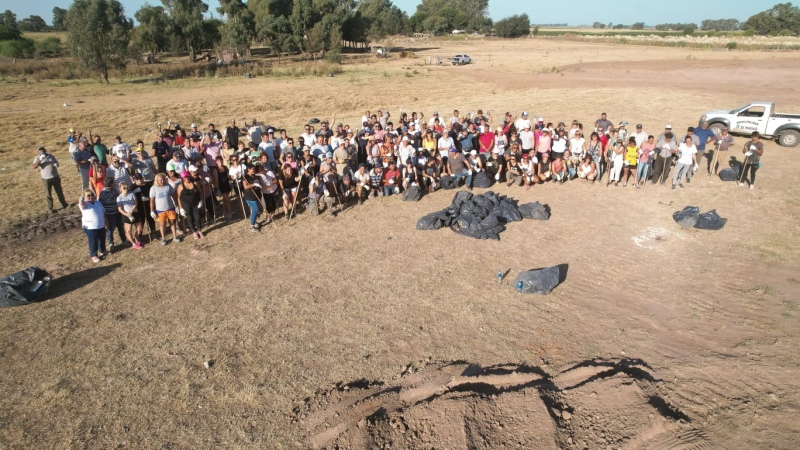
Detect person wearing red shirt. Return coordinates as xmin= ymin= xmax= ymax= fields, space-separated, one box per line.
xmin=382 ymin=160 xmax=401 ymax=196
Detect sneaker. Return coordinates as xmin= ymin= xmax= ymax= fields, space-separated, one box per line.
xmin=91 ymin=256 xmax=101 ymax=263
xmin=738 ymin=182 xmax=744 ymax=187
xmin=250 ymin=225 xmax=259 ymax=232
xmin=750 ymin=184 xmax=754 ymax=190
xmin=671 ymin=184 xmax=676 ymax=190
xmin=679 ymin=183 xmax=684 ymax=188
xmin=161 ymin=239 xmax=168 ymax=246
xmin=132 ymin=242 xmax=143 ymax=250
xmin=172 ymin=237 xmax=180 ymax=244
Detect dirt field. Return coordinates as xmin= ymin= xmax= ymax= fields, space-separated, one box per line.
xmin=1 ymin=38 xmax=799 ymax=448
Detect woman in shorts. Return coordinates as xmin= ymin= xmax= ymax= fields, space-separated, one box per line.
xmin=149 ymin=173 xmax=182 ymax=245
xmin=215 ymin=156 xmax=233 ymax=220
xmin=116 ymin=182 xmax=143 ymax=249
xmin=279 ymin=163 xmax=300 ymax=220
xmin=622 ymin=137 xmax=638 ymax=187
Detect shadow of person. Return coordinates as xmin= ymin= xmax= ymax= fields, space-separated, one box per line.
xmin=44 ymin=263 xmax=123 ymax=300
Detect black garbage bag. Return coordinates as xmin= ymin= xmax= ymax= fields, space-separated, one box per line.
xmin=473 ymin=171 xmax=493 ymax=188
xmin=518 ymin=202 xmax=551 ymax=220
xmin=483 ymin=191 xmax=501 ymax=207
xmin=452 ymin=190 xmax=473 ymax=206
xmin=472 ymin=194 xmax=494 ymax=211
xmin=0 ymin=267 xmax=52 ymax=308
xmin=514 ymin=266 xmax=561 ymax=295
xmin=719 ymin=167 xmax=740 ymax=182
xmin=416 ymin=212 xmax=443 ymax=230
xmin=460 ymin=201 xmax=490 ymax=220
xmin=673 ymin=206 xmax=701 ymax=228
xmin=402 ymin=185 xmax=421 ymax=202
xmin=440 ymin=176 xmax=459 ymax=190
xmin=695 ymin=209 xmax=727 ymax=230
xmin=496 ymin=201 xmax=523 ymax=223
xmin=456 ymin=214 xmax=483 ymax=234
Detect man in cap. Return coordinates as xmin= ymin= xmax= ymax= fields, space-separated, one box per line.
xmin=166 ymin=150 xmax=187 ymax=177
xmin=595 ymin=112 xmax=613 ymax=133
xmin=247 ymin=119 xmax=262 ymax=144
xmin=656 ymin=124 xmax=674 ymax=143
xmin=631 ymin=124 xmax=648 ymax=147
xmin=514 ymin=111 xmax=532 ymax=132
xmin=108 ymin=155 xmax=132 ymax=194
xmin=710 ymin=127 xmax=735 ymax=177
xmin=352 ymin=163 xmax=370 ymax=204
xmin=652 ymin=132 xmax=678 ymax=184
xmin=188 ymin=123 xmax=203 ymax=141
xmin=33 ymin=146 xmax=69 ymax=213
xmin=693 ymin=120 xmax=716 ymax=174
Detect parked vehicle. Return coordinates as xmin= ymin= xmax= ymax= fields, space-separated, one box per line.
xmin=700 ymin=102 xmax=800 ymax=147
xmin=451 ymin=54 xmax=471 ymax=65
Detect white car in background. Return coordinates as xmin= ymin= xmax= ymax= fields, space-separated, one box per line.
xmin=451 ymin=54 xmax=471 ymax=65
xmin=700 ymin=102 xmax=800 ymax=147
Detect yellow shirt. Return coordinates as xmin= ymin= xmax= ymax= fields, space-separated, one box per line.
xmin=625 ymin=145 xmax=638 ymax=165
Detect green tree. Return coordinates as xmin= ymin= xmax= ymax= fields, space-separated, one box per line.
xmin=700 ymin=18 xmax=740 ymax=31
xmin=2 ymin=10 xmax=17 ymax=29
xmin=218 ymin=0 xmax=256 ymax=57
xmin=410 ymin=0 xmax=490 ymax=33
xmin=744 ymin=3 xmax=800 ymax=35
xmin=493 ymin=13 xmax=529 ymax=38
xmin=631 ymin=21 xmax=644 ymax=30
xmin=162 ymin=0 xmax=209 ymax=61
xmin=592 ymin=21 xmax=606 ymax=29
xmin=357 ymin=0 xmax=408 ymax=40
xmin=132 ymin=5 xmax=171 ymax=56
xmin=17 ymin=15 xmax=48 ymax=32
xmin=52 ymin=7 xmax=68 ymax=31
xmin=66 ymin=0 xmax=133 ymax=83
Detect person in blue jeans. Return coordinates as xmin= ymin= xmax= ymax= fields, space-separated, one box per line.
xmin=693 ymin=120 xmax=717 ymax=174
xmin=78 ymin=189 xmax=107 ymax=263
xmin=446 ymin=147 xmax=473 ymax=190
xmin=241 ymin=165 xmax=263 ymax=232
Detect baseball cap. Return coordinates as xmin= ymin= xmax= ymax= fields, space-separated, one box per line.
xmin=636 ymin=124 xmax=642 ymax=128
xmin=402 ymin=136 xmax=409 ymax=141
xmin=538 ymin=118 xmax=544 ymax=122
xmin=69 ymin=128 xmax=75 ymax=133
xmin=191 ymin=123 xmax=197 ymax=128
xmin=470 ymin=150 xmax=477 ymax=155
xmin=665 ymin=124 xmax=672 ymax=129
xmin=433 ymin=111 xmax=439 ymax=115
xmin=374 ymin=162 xmax=383 ymax=169
xmin=522 ymin=111 xmax=529 ymax=116
xmin=325 ymin=152 xmax=333 ymax=158
xmin=188 ymin=165 xmax=198 ymax=172
xmin=522 ymin=154 xmax=529 ymax=159
xmin=449 ymin=147 xmax=458 ymax=152
xmin=180 ymin=171 xmax=190 ymax=178
xmin=267 ymin=128 xmax=275 ymax=133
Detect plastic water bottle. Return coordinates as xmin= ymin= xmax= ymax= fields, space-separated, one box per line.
xmin=497 ymin=270 xmax=503 ymax=284
xmin=516 ymin=280 xmax=523 ymax=294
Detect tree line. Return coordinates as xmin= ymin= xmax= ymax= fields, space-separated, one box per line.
xmin=1 ymin=2 xmax=798 ymax=83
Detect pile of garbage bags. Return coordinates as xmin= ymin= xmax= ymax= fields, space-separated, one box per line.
xmin=673 ymin=206 xmax=727 ymax=230
xmin=0 ymin=267 xmax=52 ymax=308
xmin=417 ymin=191 xmax=550 ymax=240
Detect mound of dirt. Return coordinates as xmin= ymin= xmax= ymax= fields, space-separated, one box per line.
xmin=295 ymin=359 xmax=712 ymax=449
xmin=0 ymin=208 xmax=82 ymax=242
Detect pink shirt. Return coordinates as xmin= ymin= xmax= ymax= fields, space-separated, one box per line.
xmin=479 ymin=132 xmax=494 ymax=153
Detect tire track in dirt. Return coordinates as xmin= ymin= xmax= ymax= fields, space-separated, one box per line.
xmin=295 ymin=359 xmax=711 ymax=449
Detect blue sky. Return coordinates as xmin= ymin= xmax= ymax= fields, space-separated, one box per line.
xmin=12 ymin=0 xmax=769 ymax=26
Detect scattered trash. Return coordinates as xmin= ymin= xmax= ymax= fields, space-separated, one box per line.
xmin=673 ymin=206 xmax=727 ymax=230
xmin=0 ymin=267 xmax=52 ymax=308
xmin=513 ymin=264 xmax=567 ymax=295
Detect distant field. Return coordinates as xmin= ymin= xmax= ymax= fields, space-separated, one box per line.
xmin=535 ymin=27 xmax=744 ymax=37
xmin=21 ymin=31 xmax=68 ymax=43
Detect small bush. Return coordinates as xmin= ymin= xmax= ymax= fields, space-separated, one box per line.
xmin=324 ymin=50 xmax=341 ymax=64
xmin=726 ymin=42 xmax=738 ymax=50
xmin=0 ymin=38 xmax=35 ymax=58
xmin=34 ymin=36 xmax=62 ymax=55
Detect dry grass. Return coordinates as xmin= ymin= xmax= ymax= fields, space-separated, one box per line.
xmin=1 ymin=39 xmax=800 ymax=448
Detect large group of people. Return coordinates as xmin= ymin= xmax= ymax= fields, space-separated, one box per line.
xmin=35 ymin=109 xmax=765 ymax=263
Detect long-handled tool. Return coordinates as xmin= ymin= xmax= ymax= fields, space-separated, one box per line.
xmin=289 ymin=172 xmax=304 ymax=220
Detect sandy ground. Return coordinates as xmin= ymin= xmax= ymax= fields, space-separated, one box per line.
xmin=1 ymin=38 xmax=800 ymax=448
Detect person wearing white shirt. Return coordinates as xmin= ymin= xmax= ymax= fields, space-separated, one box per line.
xmin=672 ymin=136 xmax=697 ymax=189
xmin=569 ymin=131 xmax=586 ymax=159
xmin=518 ymin=126 xmax=534 ymax=153
xmin=514 ymin=112 xmax=532 ymax=133
xmin=551 ymin=129 xmax=568 ymax=158
xmin=111 ymin=136 xmax=131 ymax=162
xmin=631 ymin=124 xmax=648 ymax=147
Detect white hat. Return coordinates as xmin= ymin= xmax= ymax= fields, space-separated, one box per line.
xmin=190 ymin=123 xmax=197 ymax=128
xmin=402 ymin=136 xmax=409 ymax=141
xmin=188 ymin=165 xmax=198 ymax=171
xmin=665 ymin=124 xmax=672 ymax=129
xmin=470 ymin=150 xmax=477 ymax=155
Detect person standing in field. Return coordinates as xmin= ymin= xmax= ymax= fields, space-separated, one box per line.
xmin=710 ymin=127 xmax=735 ymax=177
xmin=739 ymin=131 xmax=764 ymax=190
xmin=672 ymin=136 xmax=698 ymax=189
xmin=78 ymin=189 xmax=107 ymax=263
xmin=33 ymin=146 xmax=68 ymax=213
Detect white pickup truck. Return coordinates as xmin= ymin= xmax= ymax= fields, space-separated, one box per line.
xmin=700 ymin=102 xmax=800 ymax=147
